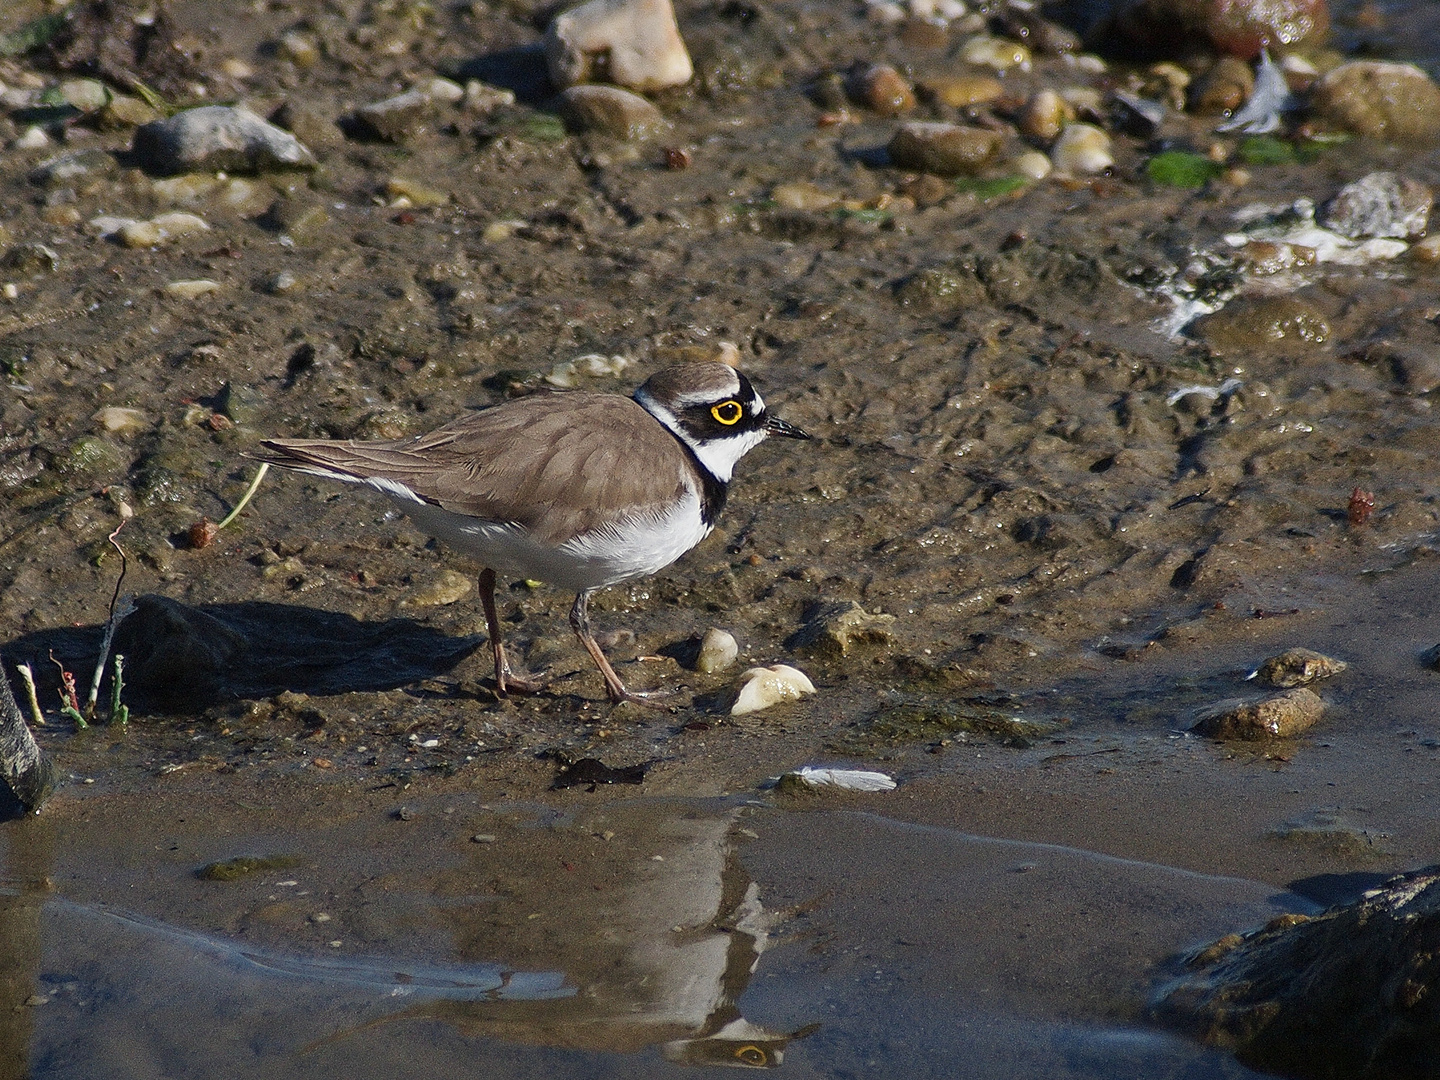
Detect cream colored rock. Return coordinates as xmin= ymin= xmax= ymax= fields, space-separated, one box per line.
xmin=1017 ymin=88 xmax=1071 ymax=141
xmin=545 ymin=0 xmax=693 ymax=92
xmin=696 ymin=627 xmax=738 ymax=673
xmin=93 ymin=407 xmax=148 ymax=434
xmin=1050 ymin=122 xmax=1111 ymax=175
xmin=731 ymin=665 xmax=815 ymax=715
xmin=771 ymin=181 xmax=840 ymax=211
xmin=164 ymin=279 xmax=222 ymax=299
xmin=404 ymin=569 xmax=474 ymax=607
xmin=1013 ymin=149 xmax=1052 ymax=180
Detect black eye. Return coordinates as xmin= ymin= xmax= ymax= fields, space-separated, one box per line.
xmin=711 ymin=400 xmax=743 ymax=425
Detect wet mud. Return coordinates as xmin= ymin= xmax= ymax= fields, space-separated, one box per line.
xmin=1 ymin=0 xmax=1440 ymax=1074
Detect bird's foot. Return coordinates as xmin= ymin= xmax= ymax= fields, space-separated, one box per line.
xmin=496 ymin=669 xmax=548 ymax=697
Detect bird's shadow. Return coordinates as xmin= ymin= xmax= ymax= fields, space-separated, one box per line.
xmin=3 ymin=594 xmax=482 ymax=716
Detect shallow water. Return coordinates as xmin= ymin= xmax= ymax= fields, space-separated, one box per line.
xmin=4 ymin=797 xmax=1299 ymax=1079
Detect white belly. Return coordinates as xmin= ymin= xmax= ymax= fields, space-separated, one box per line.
xmin=396 ymin=488 xmax=713 ymax=593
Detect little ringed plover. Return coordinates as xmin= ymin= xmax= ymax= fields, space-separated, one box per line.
xmin=255 ymin=361 xmax=809 ymax=706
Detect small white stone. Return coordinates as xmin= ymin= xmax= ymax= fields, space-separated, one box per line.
xmin=86 ymin=215 xmax=138 ymax=237
xmin=483 ymin=218 xmax=528 ymax=242
xmin=14 ymin=126 xmax=49 ymax=150
xmin=118 ymin=219 xmax=166 ymax=248
xmin=788 ymin=766 xmax=897 ymax=791
xmin=1050 ymin=122 xmax=1112 ymax=175
xmin=696 ymin=627 xmax=738 ymax=673
xmin=545 ymin=0 xmax=693 ymax=92
xmin=731 ymin=664 xmax=816 ymax=715
xmin=960 ymin=35 xmax=1030 ymax=72
xmin=93 ymin=407 xmax=149 ymax=433
xmin=422 ymin=76 xmax=466 ymax=103
xmin=546 ymin=353 xmax=632 ymax=386
xmin=150 ymin=211 xmax=210 ymax=239
xmin=2 ymin=284 xmax=17 ymax=300
xmin=1013 ymin=149 xmax=1052 ymax=180
xmin=164 ymin=279 xmax=222 ymax=298
xmin=865 ymin=0 xmax=907 ymax=23
xmin=464 ymin=80 xmax=516 ymax=112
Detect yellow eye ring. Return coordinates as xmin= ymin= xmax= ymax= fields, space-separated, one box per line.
xmin=711 ymin=400 xmax=743 ymax=425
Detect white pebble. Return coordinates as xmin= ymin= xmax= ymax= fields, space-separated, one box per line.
xmin=788 ymin=766 xmax=897 ymax=791
xmin=1013 ymin=149 xmax=1052 ymax=180
xmin=1050 ymin=122 xmax=1112 ymax=175
xmin=14 ymin=126 xmax=49 ymax=150
xmin=164 ymin=279 xmax=222 ymax=298
xmin=92 ymin=406 xmax=148 ymax=433
xmin=421 ymin=76 xmax=466 ymax=103
xmin=960 ymin=35 xmax=1030 ymax=72
xmin=731 ymin=664 xmax=815 ymax=715
xmin=696 ymin=627 xmax=738 ymax=673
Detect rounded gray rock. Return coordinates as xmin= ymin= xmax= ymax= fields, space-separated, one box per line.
xmin=133 ymin=106 xmax=317 ymax=175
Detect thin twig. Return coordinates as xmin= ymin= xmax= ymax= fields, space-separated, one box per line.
xmin=86 ymin=521 xmax=134 ymax=719
xmin=216 ymin=462 xmax=269 ymax=531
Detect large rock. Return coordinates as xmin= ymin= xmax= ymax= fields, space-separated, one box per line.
xmin=887 ymin=122 xmax=1001 ymax=176
xmin=1321 ymin=172 xmax=1433 ymax=239
xmin=1117 ymin=0 xmax=1329 ymax=59
xmin=1152 ymin=866 xmax=1440 ymax=1079
xmin=545 ymin=0 xmax=693 ymax=92
xmin=1311 ymin=62 xmax=1440 ymax=142
xmin=557 ymin=84 xmax=670 ymax=139
xmin=132 ymin=106 xmax=317 ymax=175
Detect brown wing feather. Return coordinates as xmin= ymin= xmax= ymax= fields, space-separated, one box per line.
xmin=257 ymin=393 xmax=694 ymax=546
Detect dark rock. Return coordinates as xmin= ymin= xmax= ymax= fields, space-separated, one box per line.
xmin=786 ymin=600 xmax=895 ymax=658
xmin=1191 ymin=687 xmax=1324 ymax=739
xmin=888 ymin=122 xmax=1001 ymax=176
xmin=1151 ymin=866 xmax=1440 ymax=1079
xmin=112 ymin=595 xmax=249 ymax=708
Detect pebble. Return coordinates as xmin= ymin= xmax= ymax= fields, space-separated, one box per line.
xmin=59 ymin=79 xmax=108 ymax=112
xmin=270 ymin=100 xmax=344 ymax=152
xmin=1250 ymin=648 xmax=1347 ymax=688
xmin=1049 ymin=122 xmax=1112 ymax=175
xmin=97 ymin=93 xmax=159 ymax=129
xmin=888 ymin=121 xmax=1001 ymax=176
xmin=279 ymin=31 xmax=320 ymax=68
xmin=696 ymin=627 xmax=738 ymax=673
xmin=1191 ymin=295 xmax=1329 ymax=355
xmin=1311 ymin=61 xmax=1440 ymax=142
xmin=116 ymin=212 xmax=209 ymax=248
xmin=1017 ymin=88 xmax=1070 ymax=141
xmin=403 ymin=569 xmax=474 ymax=607
xmin=29 ymin=148 xmax=113 ymax=187
xmin=1412 ymin=235 xmax=1440 ymax=262
xmin=771 ymin=181 xmax=840 ymax=211
xmin=557 ymin=84 xmax=669 ymax=140
xmin=266 ymin=270 xmax=301 ymax=295
xmin=421 ymin=77 xmax=466 ymax=104
xmin=846 ymin=63 xmax=915 ymax=115
xmin=545 ymin=352 xmax=633 ymax=387
xmin=731 ymin=664 xmax=816 ymax=715
xmin=386 ymin=176 xmax=449 ymax=207
xmin=778 ymin=766 xmax=897 ymax=792
xmin=545 ymin=0 xmax=693 ymax=92
xmin=14 ymin=126 xmax=50 ymax=150
xmin=355 ymin=89 xmax=434 ymax=142
xmin=164 ymin=279 xmax=222 ymax=299
xmin=92 ymin=407 xmax=148 ymax=434
xmin=1320 ymin=172 xmax=1432 ymax=240
xmin=1191 ymin=687 xmax=1325 ymax=739
xmin=133 ymin=106 xmax=317 ymax=175
xmin=788 ymin=600 xmax=896 ymax=658
xmin=959 ymin=35 xmax=1030 ymax=71
xmin=464 ymin=80 xmax=516 ymax=113
xmin=1012 ymin=149 xmax=1052 ymax=179
xmin=916 ymin=73 xmax=1003 ymax=107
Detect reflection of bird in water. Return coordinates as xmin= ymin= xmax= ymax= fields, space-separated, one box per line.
xmin=292 ymin=807 xmax=817 ymax=1066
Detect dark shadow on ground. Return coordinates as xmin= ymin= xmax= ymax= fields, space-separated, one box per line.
xmin=457 ymin=45 xmax=553 ymax=105
xmin=3 ymin=594 xmax=481 ymax=715
xmin=1287 ymin=871 xmax=1396 ymax=908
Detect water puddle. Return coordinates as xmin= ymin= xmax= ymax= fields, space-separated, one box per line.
xmin=1 ymin=796 xmax=1302 ymax=1077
